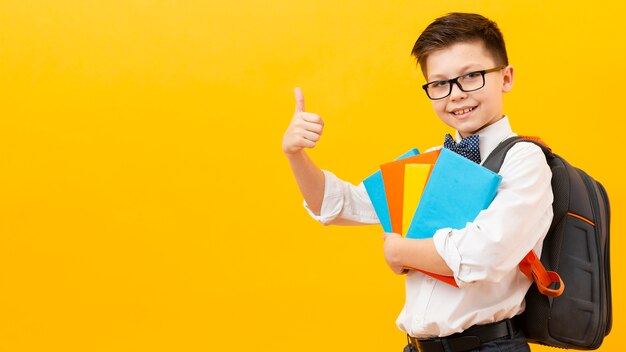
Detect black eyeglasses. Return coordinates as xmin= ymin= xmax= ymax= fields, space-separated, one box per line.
xmin=422 ymin=66 xmax=506 ymax=100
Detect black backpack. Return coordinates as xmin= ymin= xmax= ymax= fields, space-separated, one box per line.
xmin=483 ymin=136 xmax=612 ymax=350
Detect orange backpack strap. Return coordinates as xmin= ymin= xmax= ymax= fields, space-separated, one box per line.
xmin=519 ymin=251 xmax=564 ymax=297
xmin=518 ymin=135 xmax=552 ymax=151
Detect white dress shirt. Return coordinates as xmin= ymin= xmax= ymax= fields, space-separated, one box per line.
xmin=304 ymin=116 xmax=554 ymax=338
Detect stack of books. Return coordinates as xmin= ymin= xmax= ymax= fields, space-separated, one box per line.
xmin=363 ymin=147 xmax=502 ymax=285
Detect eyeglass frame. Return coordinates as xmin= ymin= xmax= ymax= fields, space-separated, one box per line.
xmin=421 ymin=66 xmax=507 ymax=100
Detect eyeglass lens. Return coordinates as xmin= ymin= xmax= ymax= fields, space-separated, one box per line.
xmin=426 ymin=72 xmax=485 ymax=100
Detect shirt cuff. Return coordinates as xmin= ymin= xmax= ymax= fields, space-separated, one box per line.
xmin=432 ymin=228 xmax=472 ymax=286
xmin=303 ymin=170 xmax=345 ymax=225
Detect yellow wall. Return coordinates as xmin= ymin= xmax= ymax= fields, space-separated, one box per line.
xmin=0 ymin=1 xmax=624 ymax=351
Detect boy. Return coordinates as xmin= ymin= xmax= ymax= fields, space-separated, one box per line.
xmin=282 ymin=13 xmax=553 ymax=352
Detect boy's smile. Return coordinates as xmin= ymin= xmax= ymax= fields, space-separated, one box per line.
xmin=424 ymin=41 xmax=514 ymax=138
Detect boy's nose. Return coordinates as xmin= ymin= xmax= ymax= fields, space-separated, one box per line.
xmin=449 ymin=82 xmax=467 ymax=101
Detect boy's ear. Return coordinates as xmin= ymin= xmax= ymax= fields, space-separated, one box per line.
xmin=502 ymin=65 xmax=514 ymax=92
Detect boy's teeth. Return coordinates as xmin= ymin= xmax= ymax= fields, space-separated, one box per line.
xmin=454 ymin=107 xmax=473 ymax=115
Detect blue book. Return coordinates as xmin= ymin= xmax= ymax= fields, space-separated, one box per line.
xmin=363 ymin=148 xmax=419 ymax=232
xmin=406 ymin=148 xmax=502 ymax=239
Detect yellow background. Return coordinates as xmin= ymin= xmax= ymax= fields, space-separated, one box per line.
xmin=0 ymin=1 xmax=624 ymax=351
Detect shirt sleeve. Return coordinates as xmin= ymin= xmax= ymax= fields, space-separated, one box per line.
xmin=432 ymin=142 xmax=554 ymax=286
xmin=304 ymin=170 xmax=380 ymax=225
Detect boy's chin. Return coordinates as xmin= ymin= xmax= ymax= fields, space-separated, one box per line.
xmin=451 ymin=124 xmax=482 ymax=138
xmin=439 ymin=116 xmax=482 ymax=136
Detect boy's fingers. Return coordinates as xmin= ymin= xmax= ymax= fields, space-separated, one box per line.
xmin=291 ymin=118 xmax=323 ymax=135
xmin=294 ymin=87 xmax=305 ymax=113
xmin=295 ymin=136 xmax=316 ymax=149
xmin=382 ymin=232 xmax=401 ymax=240
xmin=302 ymin=130 xmax=321 ymax=142
xmin=303 ymin=120 xmax=323 ymax=134
xmin=300 ymin=112 xmax=323 ymax=125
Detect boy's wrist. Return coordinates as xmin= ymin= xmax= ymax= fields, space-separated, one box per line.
xmin=283 ymin=148 xmax=305 ymax=158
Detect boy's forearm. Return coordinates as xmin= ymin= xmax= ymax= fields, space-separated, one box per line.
xmin=285 ymin=150 xmax=325 ymax=215
xmin=384 ymin=234 xmax=453 ymax=276
xmin=400 ymin=238 xmax=453 ymax=275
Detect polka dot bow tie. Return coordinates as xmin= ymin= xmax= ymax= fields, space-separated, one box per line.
xmin=443 ymin=133 xmax=481 ymax=164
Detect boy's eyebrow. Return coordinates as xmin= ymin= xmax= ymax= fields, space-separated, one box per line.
xmin=427 ymin=64 xmax=486 ymax=81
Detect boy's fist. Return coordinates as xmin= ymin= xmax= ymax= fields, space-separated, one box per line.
xmin=282 ymin=87 xmax=324 ymax=155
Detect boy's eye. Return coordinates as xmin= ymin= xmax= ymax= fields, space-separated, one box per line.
xmin=462 ymin=71 xmax=483 ymax=80
xmin=432 ymin=80 xmax=449 ymax=88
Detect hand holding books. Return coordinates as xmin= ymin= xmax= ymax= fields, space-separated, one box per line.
xmin=364 ymin=147 xmax=502 ymax=286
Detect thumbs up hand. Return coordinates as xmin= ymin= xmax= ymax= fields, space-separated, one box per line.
xmin=282 ymin=87 xmax=325 ymax=155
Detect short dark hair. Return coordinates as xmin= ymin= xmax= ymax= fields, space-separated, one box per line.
xmin=412 ymin=13 xmax=508 ymax=72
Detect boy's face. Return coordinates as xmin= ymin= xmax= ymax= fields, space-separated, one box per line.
xmin=424 ymin=41 xmax=514 ymax=138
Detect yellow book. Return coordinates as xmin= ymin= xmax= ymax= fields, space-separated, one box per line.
xmin=402 ymin=164 xmax=432 ymax=236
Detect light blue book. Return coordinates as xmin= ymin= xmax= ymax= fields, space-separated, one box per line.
xmin=363 ymin=148 xmax=419 ymax=232
xmin=406 ymin=148 xmax=502 ymax=239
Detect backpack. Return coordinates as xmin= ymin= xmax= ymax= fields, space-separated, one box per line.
xmin=482 ymin=136 xmax=612 ymax=350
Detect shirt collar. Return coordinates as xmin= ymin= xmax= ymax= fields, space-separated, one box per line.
xmin=453 ymin=116 xmax=515 ymax=163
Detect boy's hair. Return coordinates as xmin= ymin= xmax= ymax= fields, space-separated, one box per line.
xmin=412 ymin=13 xmax=508 ymax=72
